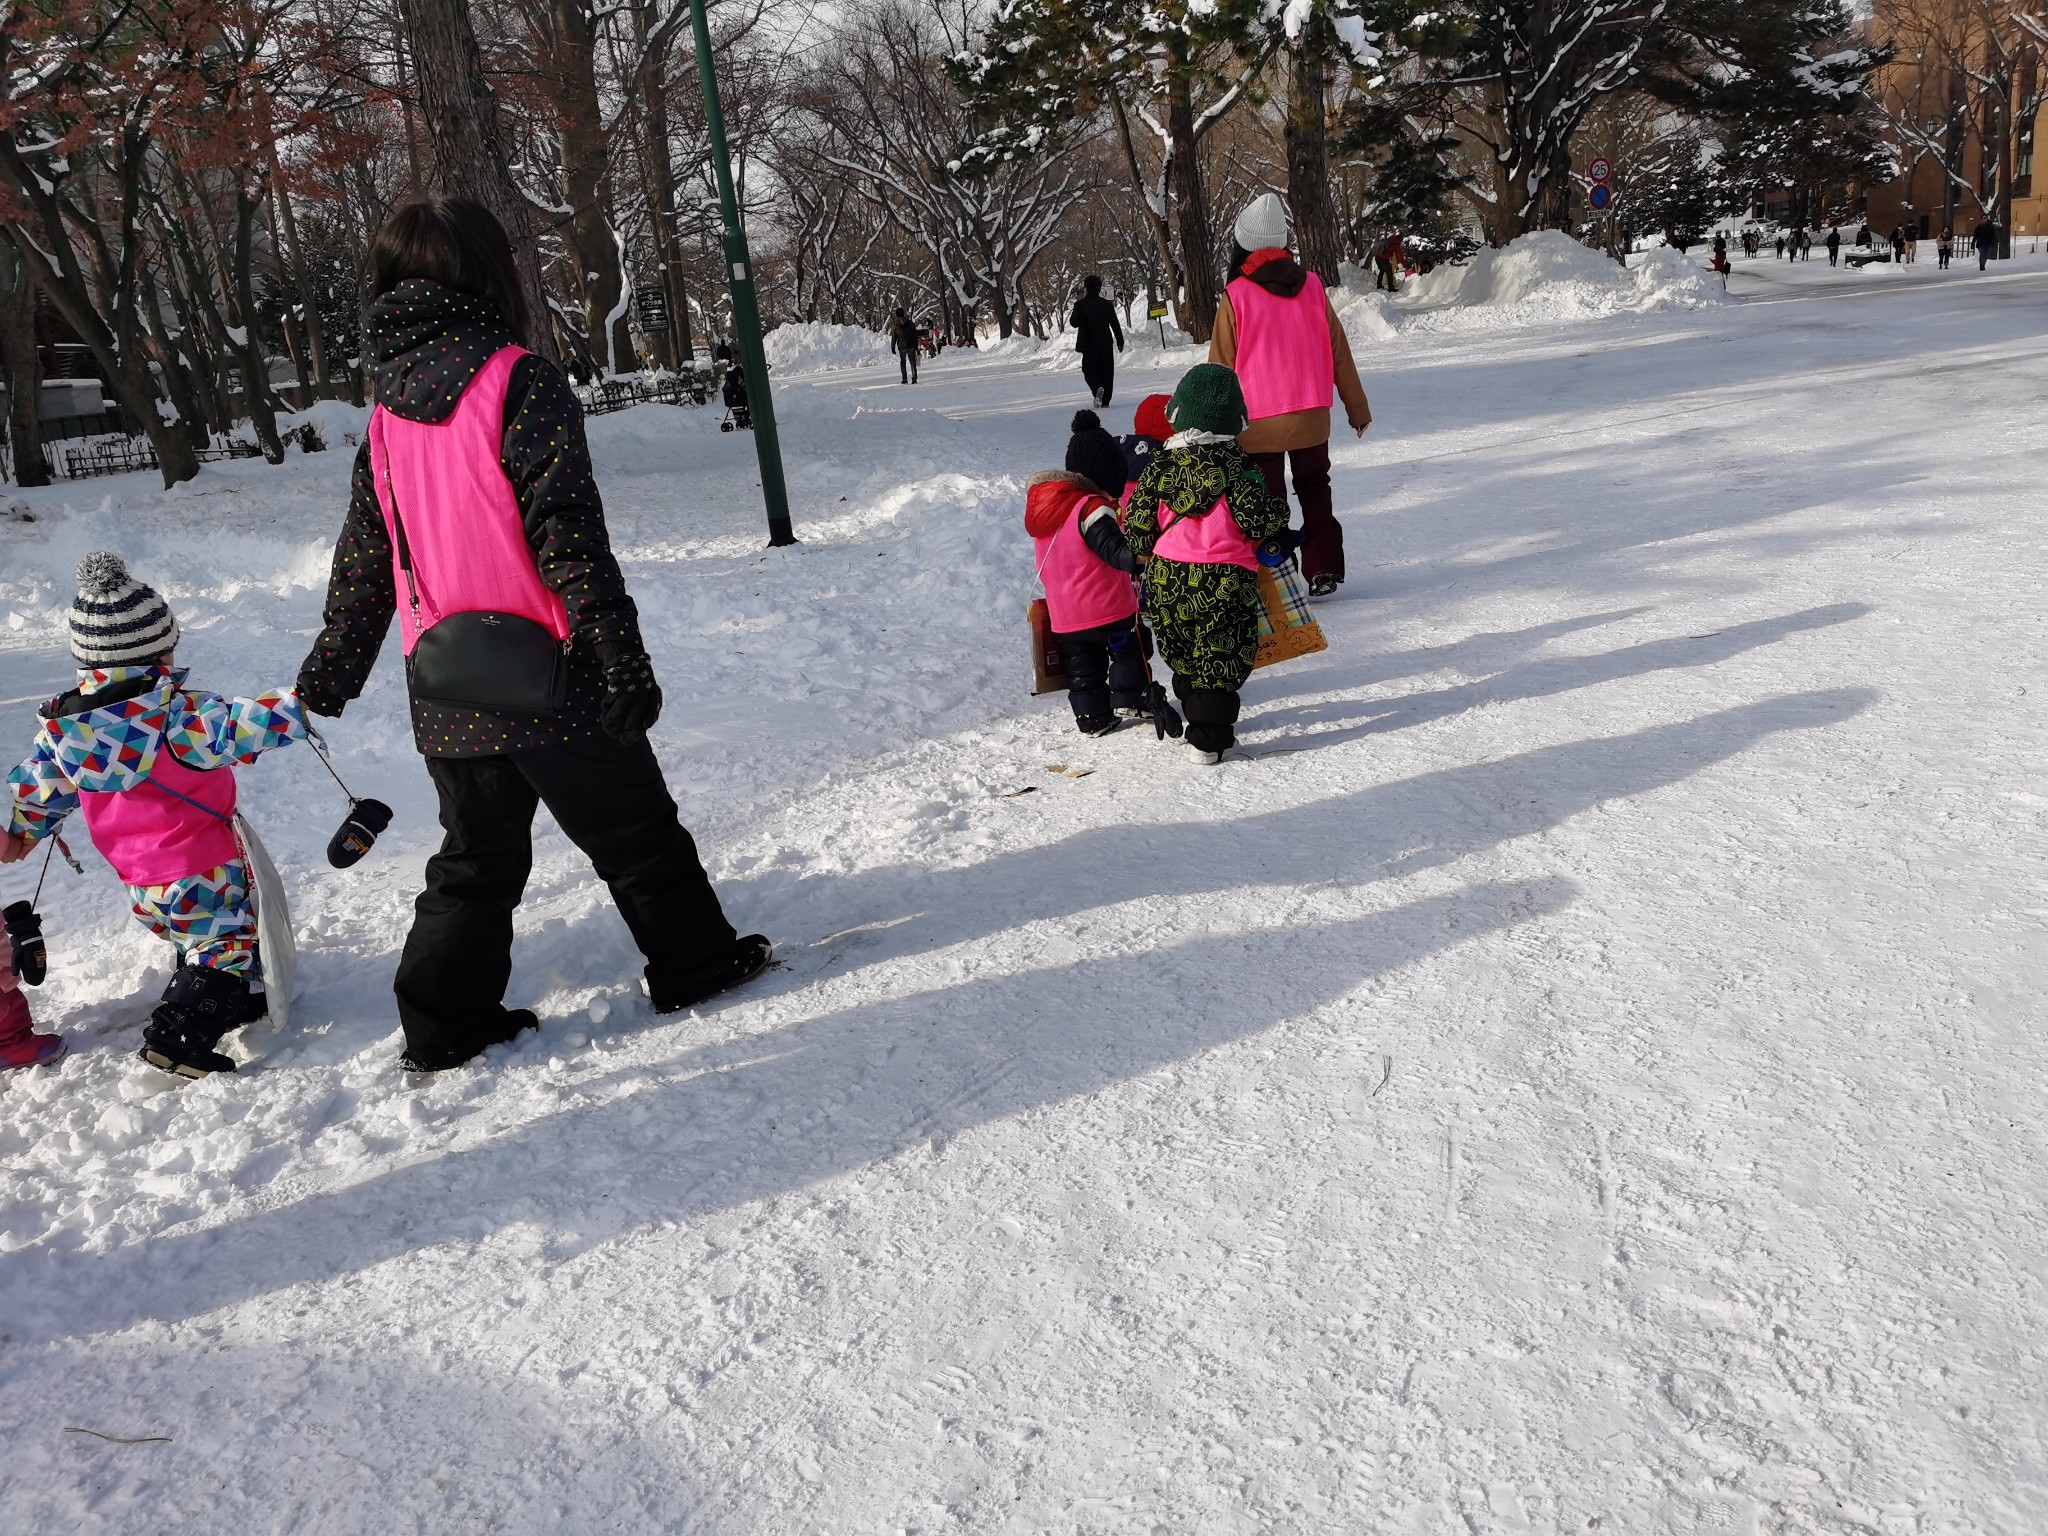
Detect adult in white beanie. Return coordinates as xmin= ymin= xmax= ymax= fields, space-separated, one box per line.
xmin=1211 ymin=192 xmax=1373 ymax=598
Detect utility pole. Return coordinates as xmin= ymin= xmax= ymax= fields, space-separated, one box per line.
xmin=689 ymin=0 xmax=795 ymax=547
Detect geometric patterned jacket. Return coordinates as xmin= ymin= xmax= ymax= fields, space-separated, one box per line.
xmin=6 ymin=665 xmax=304 ymax=886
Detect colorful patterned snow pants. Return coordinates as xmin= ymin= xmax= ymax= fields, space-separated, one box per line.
xmin=128 ymin=861 xmax=258 ymax=975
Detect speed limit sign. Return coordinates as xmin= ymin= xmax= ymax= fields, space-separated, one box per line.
xmin=1589 ymin=157 xmax=1613 ymax=184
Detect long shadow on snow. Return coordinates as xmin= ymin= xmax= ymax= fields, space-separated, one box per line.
xmin=1246 ymin=604 xmax=1870 ymax=748
xmin=0 ymin=689 xmax=1875 ymax=1340
xmin=2 ymin=882 xmax=1564 ymax=1342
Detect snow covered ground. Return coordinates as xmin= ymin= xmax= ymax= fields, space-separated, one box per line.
xmin=0 ymin=252 xmax=2044 ymax=1534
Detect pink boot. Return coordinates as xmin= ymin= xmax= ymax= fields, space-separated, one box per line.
xmin=0 ymin=960 xmax=61 ymax=1069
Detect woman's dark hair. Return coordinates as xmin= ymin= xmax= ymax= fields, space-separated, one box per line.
xmin=1227 ymin=242 xmax=1253 ymax=281
xmin=372 ymin=197 xmax=530 ymax=342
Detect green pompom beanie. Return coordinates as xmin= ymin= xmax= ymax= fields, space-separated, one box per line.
xmin=1166 ymin=363 xmax=1248 ymax=437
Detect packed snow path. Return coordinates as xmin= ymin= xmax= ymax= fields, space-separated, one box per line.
xmin=0 ymin=261 xmax=2043 ymax=1534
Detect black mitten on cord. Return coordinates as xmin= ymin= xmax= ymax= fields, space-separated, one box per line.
xmin=600 ymin=650 xmax=663 ymax=741
xmin=4 ymin=901 xmax=45 ymax=986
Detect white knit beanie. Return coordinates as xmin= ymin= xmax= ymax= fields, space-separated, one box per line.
xmin=1233 ymin=192 xmax=1290 ymax=253
xmin=70 ymin=552 xmax=179 ymax=669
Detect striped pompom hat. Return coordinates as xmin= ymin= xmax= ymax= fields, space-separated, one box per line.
xmin=70 ymin=552 xmax=179 ymax=669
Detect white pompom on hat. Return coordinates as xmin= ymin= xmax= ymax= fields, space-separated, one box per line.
xmin=70 ymin=551 xmax=180 ymax=669
xmin=1233 ymin=192 xmax=1291 ymax=253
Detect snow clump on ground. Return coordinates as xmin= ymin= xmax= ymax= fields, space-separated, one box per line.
xmin=760 ymin=321 xmax=895 ymax=375
xmin=1397 ymin=230 xmax=1727 ymax=329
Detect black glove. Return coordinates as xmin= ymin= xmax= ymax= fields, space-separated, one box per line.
xmin=599 ymin=650 xmax=662 ymax=741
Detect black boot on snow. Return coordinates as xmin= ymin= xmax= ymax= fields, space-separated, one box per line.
xmin=139 ymin=965 xmax=252 ymax=1078
xmin=651 ymin=935 xmax=774 ymax=1015
xmin=398 ymin=1008 xmax=538 ymax=1075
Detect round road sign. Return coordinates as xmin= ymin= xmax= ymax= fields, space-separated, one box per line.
xmin=1589 ymin=157 xmax=1613 ymax=184
xmin=1589 ymin=184 xmax=1614 ymax=211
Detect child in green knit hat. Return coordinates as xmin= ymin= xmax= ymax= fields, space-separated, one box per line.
xmin=1123 ymin=363 xmax=1293 ymax=762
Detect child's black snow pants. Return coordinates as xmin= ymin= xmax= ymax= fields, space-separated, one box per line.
xmin=393 ymin=732 xmax=737 ymax=1069
xmin=1054 ymin=617 xmax=1149 ymax=733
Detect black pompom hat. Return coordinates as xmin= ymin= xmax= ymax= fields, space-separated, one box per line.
xmin=1064 ymin=409 xmax=1128 ymax=500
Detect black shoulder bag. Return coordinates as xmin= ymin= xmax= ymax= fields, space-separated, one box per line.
xmin=381 ymin=452 xmax=571 ymax=715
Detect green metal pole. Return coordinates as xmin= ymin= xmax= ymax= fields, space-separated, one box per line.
xmin=689 ymin=0 xmax=795 ymax=547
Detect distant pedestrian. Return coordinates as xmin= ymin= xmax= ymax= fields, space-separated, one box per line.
xmin=1937 ymin=226 xmax=1955 ymax=269
xmin=1973 ymin=218 xmax=1999 ymax=271
xmin=1068 ymin=276 xmax=1125 ymax=407
xmin=890 ymin=307 xmax=920 ymax=383
xmin=1903 ymin=227 xmax=1918 ymax=263
xmin=1774 ymin=234 xmax=1786 ymax=259
xmin=1373 ymin=232 xmax=1403 ymax=292
xmin=1891 ymin=226 xmax=1907 ymax=263
xmin=1826 ymin=227 xmax=1841 ymax=266
xmin=1856 ymin=225 xmax=1872 ymax=248
xmin=1711 ymin=232 xmax=1729 ymax=274
xmin=1799 ymin=229 xmax=1813 ymax=261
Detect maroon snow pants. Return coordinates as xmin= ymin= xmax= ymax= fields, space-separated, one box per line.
xmin=1251 ymin=441 xmax=1341 ymax=584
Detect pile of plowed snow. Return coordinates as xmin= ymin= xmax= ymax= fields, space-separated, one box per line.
xmin=761 ymin=321 xmax=894 ymax=374
xmin=1397 ymin=232 xmax=1726 ymax=328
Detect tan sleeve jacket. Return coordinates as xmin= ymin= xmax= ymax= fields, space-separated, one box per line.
xmin=1210 ymin=290 xmax=1373 ymax=454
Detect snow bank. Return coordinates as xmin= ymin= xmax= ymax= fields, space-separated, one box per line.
xmin=760 ymin=321 xmax=893 ymax=374
xmin=1397 ymin=230 xmax=1728 ymax=328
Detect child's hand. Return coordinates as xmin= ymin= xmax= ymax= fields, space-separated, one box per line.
xmin=0 ymin=832 xmax=28 ymax=865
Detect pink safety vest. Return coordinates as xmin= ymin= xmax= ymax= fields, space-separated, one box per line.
xmin=80 ymin=750 xmax=239 ymax=887
xmin=367 ymin=346 xmax=571 ymax=655
xmin=1226 ymin=271 xmax=1334 ymax=421
xmin=1034 ymin=491 xmax=1139 ymax=633
xmin=1152 ymin=495 xmax=1259 ymax=571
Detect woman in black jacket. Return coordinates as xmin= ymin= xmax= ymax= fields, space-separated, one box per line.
xmin=297 ymin=198 xmax=768 ymax=1071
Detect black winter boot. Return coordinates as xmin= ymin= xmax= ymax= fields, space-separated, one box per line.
xmin=651 ymin=935 xmax=774 ymax=1014
xmin=139 ymin=965 xmax=253 ymax=1078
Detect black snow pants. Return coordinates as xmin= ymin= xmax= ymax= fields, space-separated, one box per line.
xmin=1174 ymin=679 xmax=1241 ymax=755
xmin=394 ymin=732 xmax=737 ymax=1068
xmin=1054 ymin=617 xmax=1149 ymax=732
xmin=899 ymin=346 xmax=918 ymax=384
xmin=1080 ymin=346 xmax=1116 ymax=406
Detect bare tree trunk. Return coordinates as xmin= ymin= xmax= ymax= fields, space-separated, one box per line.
xmin=0 ymin=247 xmax=48 ymax=486
xmin=554 ymin=0 xmax=627 ymax=373
xmin=1282 ymin=38 xmax=1343 ymax=286
xmin=397 ymin=0 xmax=560 ymax=360
xmin=1109 ymin=89 xmax=1182 ymax=318
xmin=233 ymin=191 xmax=287 ymax=463
xmin=266 ymin=162 xmax=329 ymax=394
xmin=1166 ymin=66 xmax=1217 ymax=343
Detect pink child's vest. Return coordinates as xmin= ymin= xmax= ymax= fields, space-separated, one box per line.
xmin=81 ymin=751 xmax=239 ymax=887
xmin=1227 ymin=271 xmax=1334 ymax=421
xmin=1153 ymin=495 xmax=1259 ymax=571
xmin=1035 ymin=492 xmax=1139 ymax=633
xmin=367 ymin=346 xmax=570 ymax=654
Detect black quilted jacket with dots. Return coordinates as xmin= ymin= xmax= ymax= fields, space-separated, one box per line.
xmin=297 ymin=280 xmax=645 ymax=757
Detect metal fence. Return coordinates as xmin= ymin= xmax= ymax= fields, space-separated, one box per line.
xmin=573 ymin=368 xmax=715 ymax=417
xmin=0 ymin=368 xmax=712 ymax=485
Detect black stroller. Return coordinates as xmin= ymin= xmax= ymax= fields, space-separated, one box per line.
xmin=719 ymin=358 xmax=752 ymax=432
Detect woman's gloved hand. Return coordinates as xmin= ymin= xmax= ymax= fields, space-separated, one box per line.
xmin=599 ymin=649 xmax=663 ymax=741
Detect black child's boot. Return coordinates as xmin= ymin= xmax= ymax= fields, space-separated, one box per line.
xmin=139 ymin=965 xmax=252 ymax=1078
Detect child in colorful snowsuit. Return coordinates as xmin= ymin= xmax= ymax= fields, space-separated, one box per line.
xmin=1124 ymin=364 xmax=1292 ymax=763
xmin=0 ymin=554 xmax=306 ymax=1077
xmin=0 ymin=940 xmax=61 ymax=1069
xmin=1028 ymin=411 xmax=1149 ymax=736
